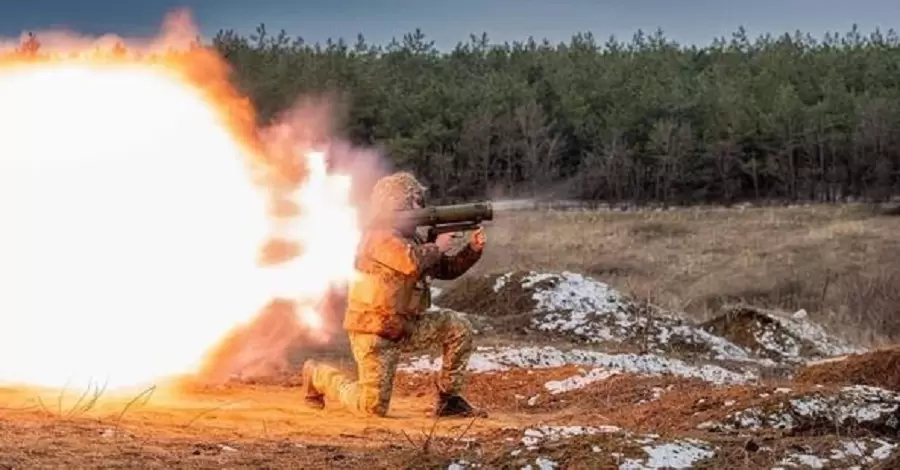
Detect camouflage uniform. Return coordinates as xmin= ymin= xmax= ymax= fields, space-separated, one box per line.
xmin=302 ymin=172 xmax=484 ymax=417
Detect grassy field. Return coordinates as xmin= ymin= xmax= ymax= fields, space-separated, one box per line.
xmin=459 ymin=203 xmax=900 ymax=345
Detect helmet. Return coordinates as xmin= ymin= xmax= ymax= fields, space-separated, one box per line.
xmin=369 ymin=171 xmax=426 ymax=214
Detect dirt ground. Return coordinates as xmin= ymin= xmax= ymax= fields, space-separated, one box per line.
xmin=4 ymin=204 xmax=900 ymax=469
xmin=2 ymin=362 xmax=895 ymax=469
xmin=0 ymin=367 xmax=618 ymax=469
xmin=0 ymin=382 xmax=500 ymax=469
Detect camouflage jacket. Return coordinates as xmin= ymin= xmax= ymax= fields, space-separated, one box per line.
xmin=343 ymin=228 xmax=482 ymax=339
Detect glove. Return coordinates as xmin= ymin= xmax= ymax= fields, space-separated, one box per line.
xmin=469 ymin=228 xmax=486 ymax=252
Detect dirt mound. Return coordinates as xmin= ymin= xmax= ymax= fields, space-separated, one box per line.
xmin=795 ymin=347 xmax=900 ymax=391
xmin=701 ymin=304 xmax=863 ymax=363
xmin=435 ymin=271 xmax=542 ymax=337
xmin=439 ymin=273 xmax=863 ymax=368
xmin=438 ymin=271 xmax=540 ymax=317
xmin=439 ymin=271 xmax=759 ymax=361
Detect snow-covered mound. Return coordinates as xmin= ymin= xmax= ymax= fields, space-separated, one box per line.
xmin=440 ymin=271 xmax=756 ymax=360
xmin=697 ymin=385 xmax=900 ymax=435
xmin=701 ymin=305 xmax=864 ymax=363
xmin=436 ymin=271 xmax=861 ymax=367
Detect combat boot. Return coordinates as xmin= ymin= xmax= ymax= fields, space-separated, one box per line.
xmin=434 ymin=391 xmax=487 ymax=418
xmin=300 ymin=359 xmax=325 ymax=410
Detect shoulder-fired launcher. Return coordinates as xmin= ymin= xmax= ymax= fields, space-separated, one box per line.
xmin=370 ymin=202 xmax=493 ymax=242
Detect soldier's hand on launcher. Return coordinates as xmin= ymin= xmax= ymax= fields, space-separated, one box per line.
xmin=469 ymin=228 xmax=486 ymax=252
xmin=435 ymin=232 xmax=456 ymax=253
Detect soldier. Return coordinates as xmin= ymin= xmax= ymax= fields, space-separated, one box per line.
xmin=300 ymin=171 xmax=486 ymax=418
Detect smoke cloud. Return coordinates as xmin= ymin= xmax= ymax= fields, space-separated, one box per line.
xmin=195 ymin=95 xmax=393 ymax=384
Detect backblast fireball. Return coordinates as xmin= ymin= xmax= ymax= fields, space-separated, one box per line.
xmin=0 ymin=11 xmax=360 ymax=393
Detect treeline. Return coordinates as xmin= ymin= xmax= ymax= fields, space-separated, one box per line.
xmin=19 ymin=25 xmax=900 ymax=204
xmin=210 ymin=25 xmax=900 ymax=204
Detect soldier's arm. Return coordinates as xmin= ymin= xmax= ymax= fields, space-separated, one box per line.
xmin=366 ymin=230 xmax=442 ymax=277
xmin=431 ymin=242 xmax=483 ymax=280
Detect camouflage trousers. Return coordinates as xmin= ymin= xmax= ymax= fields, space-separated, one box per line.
xmin=310 ymin=308 xmax=474 ymax=417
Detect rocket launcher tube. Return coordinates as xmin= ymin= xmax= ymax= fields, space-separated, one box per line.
xmin=369 ymin=202 xmax=494 ymax=242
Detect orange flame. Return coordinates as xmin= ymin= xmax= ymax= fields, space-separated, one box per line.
xmin=0 ymin=10 xmax=363 ymax=393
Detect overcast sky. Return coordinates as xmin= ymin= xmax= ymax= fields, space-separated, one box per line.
xmin=1 ymin=0 xmax=898 ymax=49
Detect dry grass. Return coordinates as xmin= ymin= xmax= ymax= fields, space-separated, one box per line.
xmin=453 ymin=203 xmax=900 ymax=346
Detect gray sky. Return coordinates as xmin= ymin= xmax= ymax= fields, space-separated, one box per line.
xmin=1 ymin=0 xmax=898 ymax=49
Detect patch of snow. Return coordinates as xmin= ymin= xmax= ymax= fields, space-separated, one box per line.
xmin=698 ymin=406 xmax=795 ymax=431
xmin=533 ymin=457 xmax=557 ymax=469
xmin=492 ymin=274 xmax=509 ymax=293
xmin=619 ymin=439 xmax=716 ymax=469
xmin=872 ymin=439 xmax=898 ymax=460
xmin=524 ymin=271 xmax=628 ymax=341
xmin=544 ymin=368 xmax=620 ymax=394
xmin=400 ymin=346 xmax=755 ymax=385
xmin=698 ymin=385 xmax=900 ymax=432
xmin=830 ymin=440 xmax=866 ymax=460
xmin=513 ymin=426 xmax=717 ymax=469
xmin=828 ymin=438 xmax=897 ymax=465
xmin=776 ymin=438 xmax=897 ymax=468
xmin=448 ymin=460 xmax=482 ymax=469
xmin=521 ymin=425 xmax=620 ymax=450
xmin=753 ymin=322 xmax=802 ymax=359
xmin=777 ymin=453 xmax=827 ymax=469
xmin=790 ymin=385 xmax=900 ymax=425
xmin=638 ymin=386 xmax=668 ymax=404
